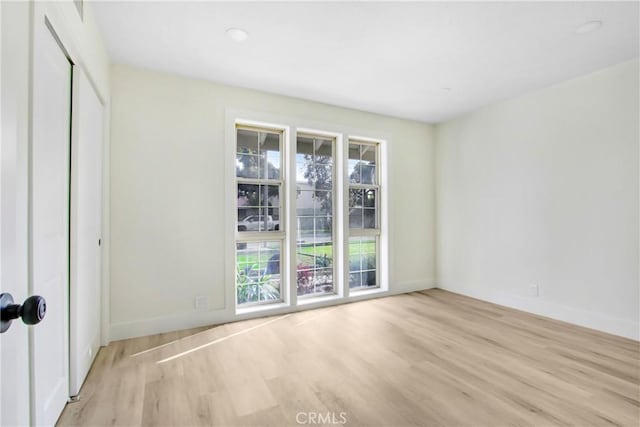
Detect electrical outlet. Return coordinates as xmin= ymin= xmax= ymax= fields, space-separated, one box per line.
xmin=528 ymin=284 xmax=539 ymax=297
xmin=194 ymin=296 xmax=208 ymax=310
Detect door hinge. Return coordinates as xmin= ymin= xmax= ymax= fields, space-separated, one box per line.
xmin=98 ymin=238 xmax=101 ymax=247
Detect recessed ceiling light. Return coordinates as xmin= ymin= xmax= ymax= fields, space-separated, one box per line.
xmin=226 ymin=28 xmax=249 ymax=42
xmin=575 ymin=20 xmax=603 ymax=34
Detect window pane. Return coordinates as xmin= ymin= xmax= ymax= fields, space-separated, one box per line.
xmin=314 ymin=191 xmax=332 ymax=216
xmin=314 ymin=139 xmax=333 ymax=190
xmin=296 ymin=261 xmax=314 ymax=295
xmin=315 ymin=268 xmax=334 ymax=293
xmin=297 ymin=135 xmax=333 ymax=190
xmin=348 ymin=142 xmax=377 ymax=184
xmin=349 ymin=208 xmax=363 ymax=228
xmin=361 ymin=144 xmax=376 ymax=164
xmin=363 ymin=189 xmax=376 ymax=208
xmin=236 ymin=241 xmax=282 ymax=305
xmin=348 ymin=143 xmax=360 ymax=184
xmin=236 ymin=153 xmax=260 ymax=179
xmin=296 ymin=134 xmax=335 ymax=297
xmin=237 ymin=184 xmax=280 ymax=232
xmin=296 ymin=190 xmax=314 ymax=218
xmin=363 ymin=209 xmax=376 ymax=228
xmin=360 ymin=164 xmax=376 ymax=185
xmin=237 ymin=129 xmax=259 ymax=153
xmin=363 ymin=252 xmax=376 ymax=270
xmin=297 ymin=137 xmax=315 ymax=155
xmin=236 ymin=128 xmax=281 ymax=180
xmin=313 ymin=244 xmax=333 ymax=268
xmin=349 ymin=272 xmax=363 ymax=289
xmin=296 ymin=243 xmax=335 ymax=297
xmin=296 ymin=137 xmax=314 ymax=187
xmin=362 ymin=270 xmax=377 ymax=287
xmin=348 ymin=188 xmax=363 ymax=208
xmin=296 ymin=216 xmax=315 ymax=239
xmin=315 ymin=217 xmax=332 ymax=238
xmin=261 ymin=132 xmax=280 ymax=179
xmin=349 ymin=252 xmax=361 ymax=273
xmin=349 ymin=188 xmax=377 ymax=230
xmin=236 ymin=129 xmax=260 ymax=179
xmin=349 ymin=188 xmax=363 ymax=228
xmin=349 ymin=237 xmax=378 ymax=289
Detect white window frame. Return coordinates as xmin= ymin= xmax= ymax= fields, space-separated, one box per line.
xmin=294 ymin=130 xmax=339 ymax=300
xmin=225 ymin=110 xmax=389 ymax=316
xmin=233 ymin=121 xmax=290 ymax=310
xmin=235 ymin=123 xmax=285 ymax=238
xmin=346 ymin=139 xmax=383 ymax=293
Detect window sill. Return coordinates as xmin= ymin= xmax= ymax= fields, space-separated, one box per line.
xmin=236 ymin=301 xmax=289 ymax=316
xmin=297 ymin=293 xmax=343 ymax=306
xmin=349 ymin=286 xmax=385 ymax=297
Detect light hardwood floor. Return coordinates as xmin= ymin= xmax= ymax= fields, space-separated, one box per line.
xmin=58 ymin=289 xmax=640 ymax=427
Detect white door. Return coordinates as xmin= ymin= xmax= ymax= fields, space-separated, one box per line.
xmin=31 ymin=17 xmax=72 ymax=426
xmin=69 ymin=68 xmax=103 ymax=396
xmin=1 ymin=1 xmax=31 ymax=425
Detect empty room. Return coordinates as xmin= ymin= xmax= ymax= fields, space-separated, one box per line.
xmin=0 ymin=1 xmax=638 ymax=426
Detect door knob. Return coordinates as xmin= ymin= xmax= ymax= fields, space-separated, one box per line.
xmin=0 ymin=293 xmax=46 ymax=333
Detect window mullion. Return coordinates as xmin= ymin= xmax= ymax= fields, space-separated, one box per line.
xmin=340 ymin=133 xmax=349 ymax=299
xmin=348 ymin=228 xmax=380 ymax=237
xmin=348 ymin=183 xmax=379 ymax=190
xmin=237 ymin=178 xmax=282 ymax=185
xmin=236 ymin=231 xmax=286 ymax=241
xmin=287 ymin=127 xmax=298 ymax=307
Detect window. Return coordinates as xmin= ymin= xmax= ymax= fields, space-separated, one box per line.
xmin=235 ymin=126 xmax=284 ymax=306
xmin=295 ymin=134 xmax=335 ymax=297
xmin=348 ymin=141 xmax=380 ymax=289
xmin=231 ymin=117 xmax=384 ymax=309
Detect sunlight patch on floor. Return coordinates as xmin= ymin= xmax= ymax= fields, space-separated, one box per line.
xmin=156 ymin=314 xmax=292 ymax=364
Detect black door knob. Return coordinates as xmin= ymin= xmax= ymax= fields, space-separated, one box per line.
xmin=0 ymin=293 xmax=47 ymax=333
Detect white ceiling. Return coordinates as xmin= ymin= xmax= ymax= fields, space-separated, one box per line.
xmin=92 ymin=1 xmax=639 ymax=123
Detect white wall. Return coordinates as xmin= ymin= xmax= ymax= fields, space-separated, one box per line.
xmin=436 ymin=60 xmax=639 ymax=340
xmin=110 ymin=64 xmax=436 ymax=340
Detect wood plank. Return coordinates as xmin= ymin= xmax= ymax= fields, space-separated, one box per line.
xmin=57 ymin=289 xmax=640 ymax=426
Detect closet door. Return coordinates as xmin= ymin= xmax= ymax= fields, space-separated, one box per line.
xmin=69 ymin=67 xmax=104 ymax=397
xmin=31 ymin=16 xmax=72 ymax=426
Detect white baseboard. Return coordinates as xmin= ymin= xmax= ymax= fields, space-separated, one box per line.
xmin=438 ymin=283 xmax=639 ymax=341
xmin=109 ymin=279 xmax=436 ymax=341
xmin=109 ymin=279 xmax=637 ymax=342
xmin=392 ymin=278 xmax=436 ymax=293
xmin=109 ymin=309 xmax=234 ymax=342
